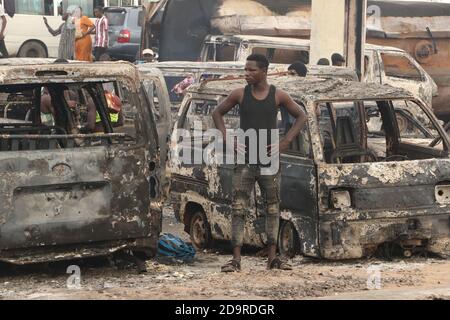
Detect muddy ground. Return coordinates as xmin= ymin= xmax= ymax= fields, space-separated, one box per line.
xmin=0 ymin=208 xmax=449 ymax=300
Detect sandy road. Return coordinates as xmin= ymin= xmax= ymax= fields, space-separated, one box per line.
xmin=0 ymin=212 xmax=449 ymax=300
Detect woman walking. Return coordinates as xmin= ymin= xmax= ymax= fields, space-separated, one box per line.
xmin=73 ymin=7 xmax=94 ymax=62
xmin=43 ymin=5 xmax=77 ymax=60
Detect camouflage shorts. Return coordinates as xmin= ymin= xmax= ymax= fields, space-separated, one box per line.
xmin=231 ymin=164 xmax=281 ymax=247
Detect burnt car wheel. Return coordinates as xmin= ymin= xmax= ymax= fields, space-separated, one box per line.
xmin=278 ymin=220 xmax=300 ymax=258
xmin=18 ymin=41 xmax=47 ymax=58
xmin=189 ymin=211 xmax=213 ymax=249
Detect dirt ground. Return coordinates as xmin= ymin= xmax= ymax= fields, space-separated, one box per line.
xmin=0 ymin=208 xmax=449 ymax=300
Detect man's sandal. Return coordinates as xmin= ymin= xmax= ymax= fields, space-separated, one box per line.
xmin=268 ymin=257 xmax=293 ymax=271
xmin=221 ymin=259 xmax=241 ymax=273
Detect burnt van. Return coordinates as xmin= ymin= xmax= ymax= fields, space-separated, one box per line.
xmin=0 ymin=60 xmax=170 ymax=265
xmin=200 ymin=35 xmax=438 ymax=109
xmin=169 ymin=75 xmax=450 ymax=260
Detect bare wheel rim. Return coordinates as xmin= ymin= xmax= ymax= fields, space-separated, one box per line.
xmin=191 ymin=214 xmax=207 ymax=248
xmin=280 ymin=222 xmax=296 ymax=257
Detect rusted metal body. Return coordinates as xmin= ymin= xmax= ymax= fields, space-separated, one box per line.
xmin=365 ymin=0 xmax=450 ymax=121
xmin=200 ymin=35 xmax=438 ymax=109
xmin=169 ymin=76 xmax=450 ymax=259
xmin=156 ymin=0 xmax=450 ymax=121
xmin=367 ymin=36 xmax=450 ymax=123
xmin=208 ymin=1 xmax=450 ymax=122
xmin=0 ymin=60 xmax=166 ymax=265
xmin=137 ymin=66 xmax=173 ymax=187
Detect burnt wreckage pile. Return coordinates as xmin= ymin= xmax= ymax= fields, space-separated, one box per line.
xmin=0 ymin=59 xmax=449 ymax=266
xmin=169 ymin=75 xmax=450 ymax=260
xmin=0 ymin=60 xmax=165 ymax=266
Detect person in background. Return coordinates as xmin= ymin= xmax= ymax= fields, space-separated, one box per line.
xmin=282 ymin=61 xmax=308 ymax=132
xmin=44 ymin=5 xmax=77 ymax=60
xmin=317 ymin=58 xmax=330 ymax=66
xmin=142 ymin=48 xmax=157 ymax=63
xmin=172 ymin=74 xmax=195 ymax=97
xmin=331 ymin=53 xmax=346 ymax=67
xmin=40 ymin=88 xmax=56 ymax=126
xmin=288 ymin=61 xmax=308 ymax=77
xmin=83 ymin=89 xmax=123 ymax=133
xmin=0 ymin=1 xmax=8 ymax=58
xmin=40 ymin=86 xmax=79 ymax=126
xmin=73 ymin=7 xmax=94 ymax=62
xmin=135 ymin=48 xmax=157 ymax=64
xmin=91 ymin=6 xmax=109 ymax=61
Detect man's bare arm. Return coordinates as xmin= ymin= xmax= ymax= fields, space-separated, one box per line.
xmin=212 ymin=89 xmax=242 ymax=142
xmin=278 ymin=90 xmax=307 ymax=151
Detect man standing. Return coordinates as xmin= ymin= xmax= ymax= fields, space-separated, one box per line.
xmin=212 ymin=54 xmax=307 ymax=272
xmin=43 ymin=5 xmax=77 ymax=60
xmin=0 ymin=2 xmax=8 ymax=58
xmin=92 ymin=6 xmax=108 ymax=61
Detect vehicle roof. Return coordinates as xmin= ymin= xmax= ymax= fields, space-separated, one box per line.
xmin=140 ymin=61 xmax=357 ymax=80
xmin=0 ymin=60 xmax=140 ymax=87
xmin=188 ymin=76 xmax=415 ymax=102
xmin=105 ymin=6 xmax=141 ymax=11
xmin=206 ymin=34 xmax=310 ymax=47
xmin=0 ymin=58 xmax=77 ymax=66
xmin=205 ymin=34 xmax=403 ymax=53
xmin=136 ymin=65 xmax=167 ymax=78
xmin=140 ymin=61 xmax=253 ymax=71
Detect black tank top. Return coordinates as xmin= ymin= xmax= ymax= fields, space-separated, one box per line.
xmin=240 ymin=85 xmax=278 ymax=165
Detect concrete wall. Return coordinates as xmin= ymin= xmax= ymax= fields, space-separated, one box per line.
xmin=310 ymin=0 xmax=346 ymax=64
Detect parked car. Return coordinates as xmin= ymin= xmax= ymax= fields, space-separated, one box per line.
xmin=0 ymin=59 xmax=171 ymax=265
xmin=200 ymin=35 xmax=438 ymax=108
xmin=105 ymin=6 xmax=143 ymax=62
xmin=169 ymin=75 xmax=450 ymax=260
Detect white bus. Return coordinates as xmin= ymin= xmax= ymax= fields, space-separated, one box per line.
xmin=1 ymin=0 xmax=141 ymax=58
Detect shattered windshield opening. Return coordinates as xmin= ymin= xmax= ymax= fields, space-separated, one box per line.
xmin=317 ymin=99 xmax=447 ymax=164
xmin=205 ymin=42 xmax=237 ymax=62
xmin=0 ymin=81 xmax=138 ymax=152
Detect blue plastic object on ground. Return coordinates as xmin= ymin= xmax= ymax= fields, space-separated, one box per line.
xmin=157 ymin=233 xmax=196 ymax=263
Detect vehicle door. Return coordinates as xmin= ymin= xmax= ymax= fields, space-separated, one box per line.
xmin=276 ymin=103 xmax=319 ymax=257
xmin=0 ymin=78 xmax=159 ymax=251
xmin=363 ymin=49 xmax=382 ymax=84
xmin=140 ymin=71 xmax=173 ymax=192
xmin=171 ymin=95 xmax=262 ymax=245
xmin=236 ymin=41 xmax=252 ymax=62
xmin=315 ymin=98 xmax=450 ymax=259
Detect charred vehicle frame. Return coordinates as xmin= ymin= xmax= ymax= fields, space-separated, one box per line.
xmin=0 ymin=60 xmax=167 ymax=265
xmin=200 ymin=35 xmax=438 ymax=109
xmin=169 ymin=75 xmax=450 ymax=260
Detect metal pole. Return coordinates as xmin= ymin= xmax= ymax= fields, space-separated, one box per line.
xmin=345 ymin=0 xmax=367 ymax=81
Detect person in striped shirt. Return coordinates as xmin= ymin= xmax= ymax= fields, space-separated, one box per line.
xmin=92 ymin=6 xmax=109 ymax=61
